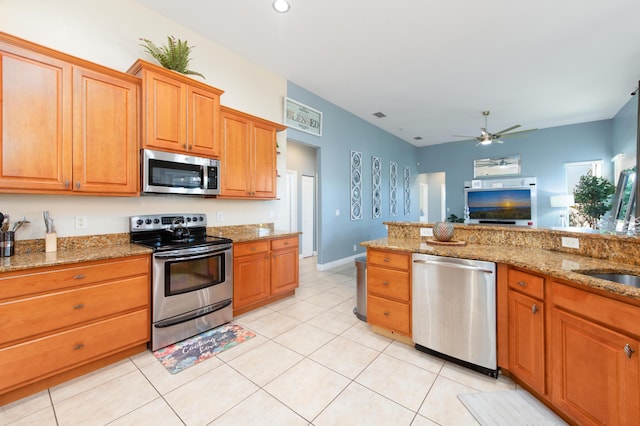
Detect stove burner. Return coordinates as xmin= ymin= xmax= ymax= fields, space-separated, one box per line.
xmin=129 ymin=213 xmax=232 ymax=251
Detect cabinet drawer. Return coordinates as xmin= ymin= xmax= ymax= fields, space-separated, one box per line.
xmin=368 ymin=265 xmax=410 ymax=302
xmin=508 ymin=268 xmax=545 ymax=300
xmin=271 ymin=236 xmax=298 ymax=251
xmin=367 ymin=295 xmax=411 ymax=335
xmin=0 ymin=276 xmax=149 ymax=346
xmin=0 ymin=309 xmax=149 ymax=393
xmin=550 ymin=280 xmax=640 ymax=338
xmin=234 ymin=240 xmax=270 ymax=257
xmin=0 ymin=256 xmax=149 ymax=300
xmin=367 ymin=249 xmax=410 ymax=271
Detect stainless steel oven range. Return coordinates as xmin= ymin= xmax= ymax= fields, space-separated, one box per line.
xmin=130 ymin=213 xmax=233 ymax=351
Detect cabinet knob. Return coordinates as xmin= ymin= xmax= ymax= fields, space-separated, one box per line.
xmin=532 ymin=304 xmax=538 ymax=314
xmin=383 ymin=311 xmax=390 ymax=316
xmin=383 ymin=257 xmax=391 ymax=263
xmin=382 ymin=281 xmax=390 ymax=286
xmin=517 ymin=281 xmax=527 ymax=287
xmin=64 ymin=180 xmax=70 ymax=188
xmin=75 ymin=181 xmax=81 ymax=189
xmin=73 ymin=303 xmax=85 ymax=310
xmin=624 ymin=343 xmax=635 ymax=359
xmin=73 ymin=343 xmax=85 ymax=350
xmin=183 ymin=143 xmax=187 ymax=149
xmin=73 ymin=274 xmax=85 ymax=280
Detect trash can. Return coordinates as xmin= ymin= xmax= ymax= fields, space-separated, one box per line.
xmin=354 ymin=256 xmax=367 ymax=321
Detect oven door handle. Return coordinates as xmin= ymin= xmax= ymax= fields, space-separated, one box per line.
xmin=154 ymin=247 xmax=231 ymax=261
xmin=154 ymin=299 xmax=232 ymax=329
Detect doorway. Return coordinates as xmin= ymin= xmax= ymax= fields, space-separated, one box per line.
xmin=418 ymin=172 xmax=446 ymax=223
xmin=301 ymin=175 xmax=315 ymax=257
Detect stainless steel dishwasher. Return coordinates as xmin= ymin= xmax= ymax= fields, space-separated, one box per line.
xmin=412 ymin=253 xmax=498 ymax=377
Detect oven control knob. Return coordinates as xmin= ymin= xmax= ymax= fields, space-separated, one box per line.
xmin=153 ymin=218 xmax=160 ymax=224
xmin=145 ymin=219 xmax=152 ymax=225
xmin=186 ymin=217 xmax=192 ymax=222
xmin=136 ymin=219 xmax=143 ymax=226
xmin=198 ymin=216 xmax=204 ymax=222
xmin=192 ymin=216 xmax=198 ymax=222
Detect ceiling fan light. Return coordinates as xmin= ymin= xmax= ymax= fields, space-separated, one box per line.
xmin=272 ymin=0 xmax=291 ymax=13
xmin=480 ymin=140 xmax=492 ymax=145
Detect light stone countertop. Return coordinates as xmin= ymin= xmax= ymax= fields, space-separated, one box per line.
xmin=361 ymin=237 xmax=640 ymax=302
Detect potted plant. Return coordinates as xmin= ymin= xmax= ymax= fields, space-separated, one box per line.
xmin=139 ymin=35 xmax=205 ymax=79
xmin=572 ymin=171 xmax=615 ymax=229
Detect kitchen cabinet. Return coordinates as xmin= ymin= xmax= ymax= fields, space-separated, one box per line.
xmin=0 ymin=32 xmax=139 ymax=195
xmin=233 ymin=236 xmax=299 ymax=316
xmin=129 ymin=59 xmax=224 ymax=158
xmin=549 ymin=279 xmax=640 ymax=425
xmin=366 ymin=248 xmax=411 ymax=336
xmin=507 ymin=268 xmax=546 ymax=396
xmin=0 ymin=255 xmax=150 ymax=405
xmin=219 ymin=106 xmax=286 ymax=199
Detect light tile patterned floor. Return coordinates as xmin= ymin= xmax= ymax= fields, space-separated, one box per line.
xmin=1 ymin=256 xmax=525 ymax=426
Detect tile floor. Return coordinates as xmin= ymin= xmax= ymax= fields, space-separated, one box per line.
xmin=1 ymin=256 xmax=525 ymax=426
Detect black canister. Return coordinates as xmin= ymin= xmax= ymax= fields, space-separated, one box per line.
xmin=0 ymin=231 xmax=15 ymax=257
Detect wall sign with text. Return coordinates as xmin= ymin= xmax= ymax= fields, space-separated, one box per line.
xmin=284 ymin=97 xmax=323 ymax=136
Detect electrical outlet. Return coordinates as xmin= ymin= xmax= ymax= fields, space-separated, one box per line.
xmin=336 ymin=209 xmax=340 ymax=216
xmin=216 ymin=211 xmax=224 ymax=222
xmin=561 ymin=237 xmax=579 ymax=249
xmin=74 ymin=216 xmax=87 ymax=229
xmin=353 ymin=244 xmax=357 ymax=251
xmin=420 ymin=228 xmax=433 ymax=237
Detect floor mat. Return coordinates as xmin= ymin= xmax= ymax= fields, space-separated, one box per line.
xmin=458 ymin=390 xmax=568 ymax=426
xmin=153 ymin=322 xmax=256 ymax=374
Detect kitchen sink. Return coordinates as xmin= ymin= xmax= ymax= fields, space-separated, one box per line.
xmin=578 ymin=271 xmax=640 ymax=288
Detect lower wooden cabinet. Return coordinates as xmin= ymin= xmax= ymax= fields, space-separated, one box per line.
xmin=366 ymin=248 xmax=411 ymax=336
xmin=549 ymin=280 xmax=640 ymax=425
xmin=0 ymin=255 xmax=150 ymax=405
xmin=507 ymin=268 xmax=546 ymax=395
xmin=233 ymin=236 xmax=299 ymax=316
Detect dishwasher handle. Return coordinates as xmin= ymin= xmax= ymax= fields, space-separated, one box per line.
xmin=413 ymin=259 xmax=494 ymax=274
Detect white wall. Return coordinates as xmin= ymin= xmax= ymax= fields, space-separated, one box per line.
xmin=0 ymin=0 xmax=289 ymax=241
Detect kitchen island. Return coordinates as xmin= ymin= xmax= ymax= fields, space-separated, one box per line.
xmin=361 ymin=222 xmax=640 ymax=426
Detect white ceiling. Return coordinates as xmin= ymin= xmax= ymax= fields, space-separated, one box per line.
xmin=135 ymin=0 xmax=640 ymax=147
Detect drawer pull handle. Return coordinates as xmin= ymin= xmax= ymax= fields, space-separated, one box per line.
xmin=382 ymin=281 xmax=390 ymax=286
xmin=73 ymin=343 xmax=85 ymax=350
xmin=625 ymin=344 xmax=635 ymax=359
xmin=517 ymin=281 xmax=527 ymax=287
xmin=383 ymin=258 xmax=391 ymax=262
xmin=73 ymin=274 xmax=85 ymax=280
xmin=383 ymin=311 xmax=390 ymax=316
xmin=73 ymin=303 xmax=85 ymax=310
xmin=250 ymin=247 xmax=257 ymax=251
xmin=532 ymin=304 xmax=538 ymax=314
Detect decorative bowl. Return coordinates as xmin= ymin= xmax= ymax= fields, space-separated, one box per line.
xmin=433 ymin=222 xmax=454 ymax=242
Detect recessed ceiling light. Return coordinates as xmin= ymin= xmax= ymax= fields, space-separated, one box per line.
xmin=373 ymin=112 xmax=386 ymax=118
xmin=272 ymin=0 xmax=290 ymax=13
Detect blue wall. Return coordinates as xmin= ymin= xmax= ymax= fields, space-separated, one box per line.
xmin=612 ymin=96 xmax=638 ymax=159
xmin=286 ymin=82 xmax=420 ymax=265
xmin=416 ymin=120 xmax=614 ymax=228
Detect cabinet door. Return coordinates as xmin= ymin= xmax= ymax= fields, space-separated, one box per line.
xmin=187 ymin=85 xmax=220 ymax=157
xmin=251 ymin=120 xmax=277 ymax=198
xmin=508 ymin=290 xmax=545 ymax=395
xmin=72 ymin=67 xmax=138 ymax=194
xmin=142 ymin=69 xmax=186 ymax=151
xmin=271 ymin=245 xmax=299 ymax=295
xmin=233 ymin=251 xmax=270 ymax=310
xmin=220 ymin=110 xmax=251 ymax=197
xmin=0 ymin=46 xmax=72 ymax=191
xmin=551 ymin=308 xmax=640 ymax=425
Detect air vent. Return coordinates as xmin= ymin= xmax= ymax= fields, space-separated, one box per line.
xmin=414 ymin=136 xmax=423 ymax=141
xmin=373 ymin=112 xmax=386 ymax=118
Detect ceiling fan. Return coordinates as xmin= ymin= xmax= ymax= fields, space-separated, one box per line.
xmin=453 ymin=111 xmax=537 ymax=146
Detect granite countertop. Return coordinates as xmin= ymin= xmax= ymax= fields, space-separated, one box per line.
xmin=213 ymin=229 xmax=301 ymax=243
xmin=0 ymin=244 xmax=153 ymax=274
xmin=361 ymin=237 xmax=640 ymax=301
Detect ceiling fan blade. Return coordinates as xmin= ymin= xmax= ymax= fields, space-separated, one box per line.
xmin=452 ymin=135 xmax=478 ymax=138
xmin=498 ymin=128 xmax=538 ymax=137
xmin=493 ymin=124 xmax=521 ymax=135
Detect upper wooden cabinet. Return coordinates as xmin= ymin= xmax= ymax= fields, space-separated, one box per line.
xmin=128 ymin=59 xmax=223 ymax=158
xmin=0 ymin=32 xmax=139 ymax=195
xmin=219 ymin=106 xmax=285 ymax=199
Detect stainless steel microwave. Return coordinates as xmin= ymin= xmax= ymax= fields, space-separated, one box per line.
xmin=142 ymin=149 xmax=220 ymax=196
